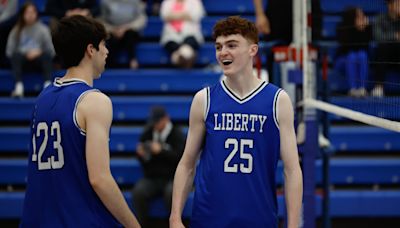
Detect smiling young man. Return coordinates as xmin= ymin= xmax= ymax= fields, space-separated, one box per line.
xmin=169 ymin=16 xmax=303 ymax=228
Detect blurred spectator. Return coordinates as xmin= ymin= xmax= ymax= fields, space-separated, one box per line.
xmin=0 ymin=0 xmax=18 ymax=67
xmin=45 ymin=0 xmax=99 ymax=30
xmin=132 ymin=106 xmax=185 ymax=227
xmin=253 ymin=0 xmax=322 ymax=83
xmin=336 ymin=7 xmax=372 ymax=97
xmin=6 ymin=2 xmax=55 ymax=98
xmin=160 ymin=0 xmax=205 ymax=69
xmin=372 ymin=0 xmax=400 ymax=97
xmin=99 ymin=0 xmax=147 ymax=69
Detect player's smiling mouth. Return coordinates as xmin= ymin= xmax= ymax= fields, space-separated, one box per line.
xmin=222 ymin=60 xmax=233 ymax=65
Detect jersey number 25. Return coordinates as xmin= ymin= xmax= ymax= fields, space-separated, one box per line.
xmin=224 ymin=138 xmax=253 ymax=173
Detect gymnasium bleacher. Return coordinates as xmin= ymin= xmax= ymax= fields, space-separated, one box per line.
xmin=1 ymin=0 xmax=400 ymax=226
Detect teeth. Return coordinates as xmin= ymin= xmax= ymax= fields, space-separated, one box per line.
xmin=222 ymin=60 xmax=233 ymax=65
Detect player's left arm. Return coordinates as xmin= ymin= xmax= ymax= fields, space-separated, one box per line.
xmin=277 ymin=91 xmax=303 ymax=228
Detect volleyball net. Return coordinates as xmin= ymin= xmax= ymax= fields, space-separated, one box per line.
xmin=292 ymin=0 xmax=400 ymax=227
xmin=300 ymin=0 xmax=400 ymax=132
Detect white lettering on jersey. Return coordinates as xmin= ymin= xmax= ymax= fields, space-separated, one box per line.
xmin=213 ymin=113 xmax=268 ymax=133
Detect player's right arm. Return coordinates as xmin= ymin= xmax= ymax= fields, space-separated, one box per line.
xmin=77 ymin=92 xmax=141 ymax=228
xmin=169 ymin=89 xmax=206 ymax=228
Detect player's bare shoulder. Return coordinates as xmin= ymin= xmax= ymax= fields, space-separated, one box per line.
xmin=193 ymin=88 xmax=207 ymax=106
xmin=190 ymin=88 xmax=209 ymax=121
xmin=79 ymin=91 xmax=111 ymax=109
xmin=76 ymin=91 xmax=113 ymax=130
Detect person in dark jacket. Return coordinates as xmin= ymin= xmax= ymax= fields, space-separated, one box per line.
xmin=335 ymin=7 xmax=372 ymax=97
xmin=132 ymin=106 xmax=185 ymax=227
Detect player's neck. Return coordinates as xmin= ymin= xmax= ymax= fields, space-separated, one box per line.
xmin=224 ymin=71 xmax=264 ymax=98
xmin=63 ymin=65 xmax=94 ymax=86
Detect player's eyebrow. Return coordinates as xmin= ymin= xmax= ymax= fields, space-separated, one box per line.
xmin=215 ymin=39 xmax=239 ymax=46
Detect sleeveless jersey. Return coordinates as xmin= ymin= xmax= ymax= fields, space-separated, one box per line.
xmin=20 ymin=79 xmax=120 ymax=228
xmin=191 ymin=80 xmax=282 ymax=228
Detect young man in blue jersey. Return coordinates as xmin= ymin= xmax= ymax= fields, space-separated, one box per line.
xmin=170 ymin=16 xmax=303 ymax=228
xmin=20 ymin=15 xmax=140 ymax=228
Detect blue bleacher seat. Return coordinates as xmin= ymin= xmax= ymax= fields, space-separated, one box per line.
xmin=18 ymin=0 xmax=46 ymax=13
xmin=202 ymin=0 xmax=264 ymax=15
xmin=1 ymin=146 xmax=399 ymax=185
xmin=117 ymin=41 xmax=276 ymax=67
xmin=0 ymin=96 xmax=192 ymax=122
xmin=2 ymin=126 xmax=400 ymax=154
xmin=137 ymin=43 xmax=216 ymax=66
xmin=1 ymin=96 xmax=399 ymax=122
xmin=144 ymin=16 xmax=256 ymax=40
xmin=0 ymin=191 xmax=196 ymax=219
xmin=330 ymin=126 xmax=400 ymax=152
xmin=0 ymin=69 xmax=221 ymax=94
xmin=33 ymin=0 xmax=46 ymax=13
xmin=322 ymin=16 xmax=340 ymax=39
xmin=137 ymin=41 xmax=268 ymax=66
xmin=321 ymin=0 xmax=386 ymax=14
xmin=0 ymin=96 xmax=193 ymax=123
xmin=94 ymin=69 xmax=221 ymax=94
xmin=1 ymin=190 xmax=400 ymax=219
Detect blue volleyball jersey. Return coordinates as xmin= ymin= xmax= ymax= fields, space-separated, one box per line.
xmin=20 ymin=79 xmax=120 ymax=228
xmin=191 ymin=80 xmax=282 ymax=228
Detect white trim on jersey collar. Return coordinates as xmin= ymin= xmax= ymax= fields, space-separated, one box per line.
xmin=220 ymin=80 xmax=268 ymax=104
xmin=54 ymin=77 xmax=90 ymax=87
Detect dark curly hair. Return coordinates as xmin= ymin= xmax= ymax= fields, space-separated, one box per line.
xmin=212 ymin=16 xmax=258 ymax=44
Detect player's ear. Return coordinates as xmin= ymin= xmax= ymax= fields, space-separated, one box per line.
xmin=249 ymin=44 xmax=258 ymax=57
xmin=86 ymin=44 xmax=95 ymax=57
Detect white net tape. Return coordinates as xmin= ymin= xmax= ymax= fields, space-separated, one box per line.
xmin=304 ymin=98 xmax=400 ymax=132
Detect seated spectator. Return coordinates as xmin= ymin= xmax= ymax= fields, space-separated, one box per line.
xmin=160 ymin=0 xmax=205 ymax=69
xmin=372 ymin=0 xmax=400 ymax=97
xmin=0 ymin=0 xmax=18 ymax=67
xmin=6 ymin=2 xmax=55 ymax=98
xmin=132 ymin=106 xmax=185 ymax=227
xmin=45 ymin=0 xmax=99 ymax=30
xmin=99 ymin=0 xmax=147 ymax=69
xmin=335 ymin=7 xmax=372 ymax=97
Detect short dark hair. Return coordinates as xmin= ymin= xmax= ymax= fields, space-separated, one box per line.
xmin=51 ymin=15 xmax=107 ymax=68
xmin=212 ymin=16 xmax=259 ymax=44
xmin=148 ymin=106 xmax=168 ymax=126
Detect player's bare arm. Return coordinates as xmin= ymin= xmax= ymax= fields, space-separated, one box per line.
xmin=78 ymin=91 xmax=141 ymax=228
xmin=170 ymin=89 xmax=206 ymax=228
xmin=278 ymin=91 xmax=303 ymax=228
